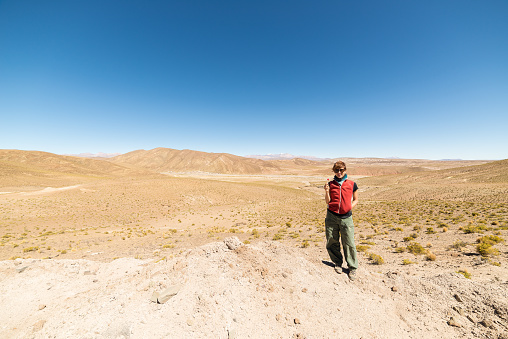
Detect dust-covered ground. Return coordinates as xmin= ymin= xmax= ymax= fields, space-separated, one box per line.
xmin=1 ymin=238 xmax=507 ymax=339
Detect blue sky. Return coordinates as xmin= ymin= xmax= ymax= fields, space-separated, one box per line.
xmin=1 ymin=0 xmax=507 ymax=160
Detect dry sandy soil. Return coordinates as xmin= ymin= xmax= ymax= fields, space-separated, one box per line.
xmin=0 ymin=152 xmax=507 ymax=338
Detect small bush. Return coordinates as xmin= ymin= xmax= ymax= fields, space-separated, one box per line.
xmin=394 ymin=247 xmax=406 ymax=253
xmin=368 ymin=253 xmax=384 ymax=265
xmin=251 ymin=229 xmax=260 ymax=238
xmin=407 ymin=242 xmax=426 ymax=255
xmin=476 ymin=243 xmax=499 ymax=257
xmin=272 ymin=233 xmax=283 ymax=241
xmin=426 ymin=227 xmax=436 ymax=234
xmin=356 ymin=245 xmax=370 ymax=252
xmin=457 ymin=269 xmax=471 ymax=279
xmin=477 ymin=235 xmax=504 ymax=246
xmin=448 ymin=240 xmax=468 ymax=251
xmin=402 ymin=259 xmax=415 ymax=265
xmin=425 ymin=252 xmax=436 ymax=261
xmin=23 ymin=246 xmax=39 ymax=253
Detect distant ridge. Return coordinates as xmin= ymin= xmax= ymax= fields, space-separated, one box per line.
xmin=0 ymin=149 xmax=142 ymax=187
xmin=111 ymin=148 xmax=280 ymax=174
xmin=245 ymin=153 xmax=327 ymax=161
xmin=64 ymin=152 xmax=121 ymax=159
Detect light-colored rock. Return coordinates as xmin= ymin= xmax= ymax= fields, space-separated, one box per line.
xmin=224 ymin=237 xmax=243 ymax=250
xmin=447 ymin=317 xmax=461 ymax=327
xmin=157 ymin=284 xmax=182 ymax=304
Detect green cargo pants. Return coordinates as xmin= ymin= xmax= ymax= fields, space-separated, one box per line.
xmin=325 ymin=210 xmax=358 ymax=270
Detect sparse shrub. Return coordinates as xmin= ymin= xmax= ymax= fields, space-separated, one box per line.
xmin=402 ymin=259 xmax=415 ymax=265
xmin=426 ymin=227 xmax=436 ymax=234
xmin=476 ymin=243 xmax=499 ymax=257
xmin=301 ymin=240 xmax=310 ymax=248
xmin=394 ymin=227 xmax=403 ymax=231
xmin=356 ymin=245 xmax=370 ymax=252
xmin=244 ymin=240 xmax=251 ymax=244
xmin=477 ymin=235 xmax=504 ymax=245
xmin=23 ymin=246 xmax=39 ymax=253
xmin=251 ymin=229 xmax=260 ymax=238
xmin=457 ymin=269 xmax=471 ymax=279
xmin=442 ymin=227 xmax=448 ymax=232
xmin=272 ymin=233 xmax=283 ymax=241
xmin=361 ymin=241 xmax=376 ymax=245
xmin=394 ymin=247 xmax=406 ymax=253
xmin=449 ymin=240 xmax=468 ymax=251
xmin=163 ymin=244 xmax=174 ymax=249
xmin=406 ymin=242 xmax=426 ymax=255
xmin=425 ymin=252 xmax=436 ymax=261
xmin=403 ymin=236 xmax=415 ymax=242
xmin=367 ymin=253 xmax=384 ymax=265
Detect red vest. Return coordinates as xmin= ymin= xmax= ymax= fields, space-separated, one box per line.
xmin=328 ymin=179 xmax=355 ymax=214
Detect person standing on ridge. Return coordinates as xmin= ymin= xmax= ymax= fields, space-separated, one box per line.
xmin=324 ymin=161 xmax=359 ymax=281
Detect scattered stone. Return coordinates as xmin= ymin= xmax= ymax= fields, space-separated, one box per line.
xmin=38 ymin=304 xmax=46 ymax=311
xmin=16 ymin=266 xmax=28 ymax=273
xmin=480 ymin=318 xmax=494 ymax=329
xmin=302 ymin=288 xmax=307 ymax=293
xmin=294 ymin=318 xmax=301 ymax=325
xmin=32 ymin=320 xmax=46 ymax=332
xmin=466 ymin=315 xmax=476 ymax=323
xmin=453 ymin=306 xmax=465 ymax=316
xmin=224 ymin=237 xmax=243 ymax=250
xmin=228 ymin=328 xmax=237 ymax=339
xmin=391 ymin=286 xmax=398 ymax=292
xmin=494 ymin=304 xmax=508 ymax=320
xmin=282 ymin=272 xmax=288 ymax=278
xmin=447 ymin=317 xmax=462 ymax=327
xmin=453 ymin=294 xmax=463 ymax=302
xmin=83 ymin=270 xmax=95 ymax=275
xmin=186 ymin=318 xmax=194 ymax=326
xmin=150 ymin=291 xmax=159 ymax=303
xmin=275 ymin=314 xmax=281 ymax=322
xmin=152 ymin=284 xmax=182 ymax=304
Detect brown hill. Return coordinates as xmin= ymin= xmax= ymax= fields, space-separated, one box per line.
xmin=0 ymin=150 xmax=144 ymax=188
xmin=357 ymin=159 xmax=508 ymax=202
xmin=360 ymin=159 xmax=508 ymax=186
xmin=110 ymin=147 xmax=280 ymax=174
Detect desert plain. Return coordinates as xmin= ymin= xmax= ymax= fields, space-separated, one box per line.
xmin=0 ymin=148 xmax=507 ymax=338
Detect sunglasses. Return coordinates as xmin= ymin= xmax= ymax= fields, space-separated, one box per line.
xmin=334 ymin=168 xmax=346 ymax=173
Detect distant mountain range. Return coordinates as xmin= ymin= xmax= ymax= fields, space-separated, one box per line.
xmin=65 ymin=152 xmax=122 ymax=159
xmin=0 ymin=148 xmax=496 ymax=189
xmin=245 ymin=153 xmax=328 ymax=161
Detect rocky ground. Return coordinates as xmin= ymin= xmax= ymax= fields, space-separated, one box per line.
xmin=1 ymin=237 xmax=507 ymax=339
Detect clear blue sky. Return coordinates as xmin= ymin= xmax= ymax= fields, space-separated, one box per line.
xmin=1 ymin=0 xmax=507 ymax=160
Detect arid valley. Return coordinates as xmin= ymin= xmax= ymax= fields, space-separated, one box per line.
xmin=1 ymin=148 xmax=507 ymax=338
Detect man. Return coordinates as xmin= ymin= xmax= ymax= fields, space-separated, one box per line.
xmin=324 ymin=161 xmax=359 ymax=281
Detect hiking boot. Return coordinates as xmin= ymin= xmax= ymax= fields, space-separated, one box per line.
xmin=348 ymin=269 xmax=357 ymax=281
xmin=334 ymin=265 xmax=342 ymax=274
